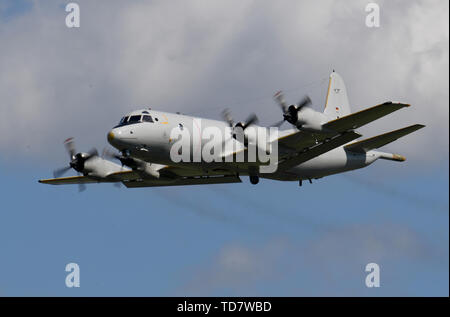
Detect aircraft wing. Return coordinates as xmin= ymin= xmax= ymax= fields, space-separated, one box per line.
xmin=38 ymin=170 xmax=139 ymax=185
xmin=212 ymin=127 xmax=361 ymax=174
xmin=323 ymin=102 xmax=410 ymax=133
xmin=39 ymin=166 xmax=241 ymax=188
xmin=275 ymin=102 xmax=408 ymax=155
xmin=277 ymin=130 xmax=329 ymax=153
xmin=277 ymin=131 xmax=362 ymax=170
xmin=122 ymin=175 xmax=242 ymax=188
xmin=39 ymin=175 xmax=101 ymax=185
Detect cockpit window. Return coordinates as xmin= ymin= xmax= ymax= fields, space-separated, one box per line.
xmin=128 ymin=115 xmax=142 ymax=123
xmin=114 ymin=115 xmax=143 ymax=128
xmin=119 ymin=116 xmax=129 ymax=125
xmin=142 ymin=115 xmax=153 ymax=123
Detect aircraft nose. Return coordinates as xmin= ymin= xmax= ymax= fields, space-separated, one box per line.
xmin=107 ymin=129 xmax=120 ymax=148
xmin=107 ymin=130 xmax=115 ymax=143
xmin=107 ymin=127 xmax=138 ymax=150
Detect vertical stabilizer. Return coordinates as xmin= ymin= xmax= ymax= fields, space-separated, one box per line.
xmin=324 ymin=71 xmax=351 ymax=119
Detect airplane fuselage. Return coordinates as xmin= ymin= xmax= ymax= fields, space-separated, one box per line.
xmin=107 ymin=109 xmax=372 ymax=181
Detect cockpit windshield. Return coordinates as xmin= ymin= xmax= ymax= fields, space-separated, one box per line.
xmin=128 ymin=115 xmax=141 ymax=123
xmin=119 ymin=116 xmax=129 ymax=125
xmin=115 ymin=114 xmax=154 ymax=127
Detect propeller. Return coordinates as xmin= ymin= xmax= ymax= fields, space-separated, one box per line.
xmin=78 ymin=182 xmax=86 ymax=192
xmin=64 ymin=137 xmax=76 ymax=160
xmin=221 ymin=109 xmax=259 ymax=139
xmin=103 ymin=147 xmax=122 ymax=161
xmin=274 ymin=91 xmax=288 ymax=113
xmin=53 ymin=138 xmax=98 ymax=192
xmin=234 ymin=113 xmax=258 ymax=130
xmin=103 ymin=148 xmax=139 ymax=169
xmin=53 ymin=166 xmax=71 ymax=178
xmin=100 ymin=148 xmax=122 ymax=188
xmin=272 ymin=91 xmax=312 ymax=127
xmin=222 ymin=109 xmax=234 ymax=127
xmin=103 ymin=148 xmax=159 ymax=180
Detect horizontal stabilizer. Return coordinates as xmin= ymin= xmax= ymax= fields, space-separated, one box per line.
xmin=344 ymin=124 xmax=425 ymax=153
xmin=323 ymin=101 xmax=410 ymax=133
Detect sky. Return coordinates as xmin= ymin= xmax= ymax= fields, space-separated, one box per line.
xmin=0 ymin=0 xmax=448 ymax=296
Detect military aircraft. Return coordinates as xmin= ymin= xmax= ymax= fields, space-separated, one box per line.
xmin=39 ymin=72 xmax=424 ymax=189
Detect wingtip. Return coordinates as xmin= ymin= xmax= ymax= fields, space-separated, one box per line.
xmin=411 ymin=124 xmax=426 ymax=131
xmin=387 ymin=101 xmax=411 ymax=107
xmin=38 ymin=179 xmax=53 ymax=184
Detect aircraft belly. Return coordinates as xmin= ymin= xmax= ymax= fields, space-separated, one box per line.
xmin=287 ymin=148 xmax=367 ymax=179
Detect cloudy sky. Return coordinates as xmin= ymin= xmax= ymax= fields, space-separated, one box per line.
xmin=0 ymin=0 xmax=448 ymax=296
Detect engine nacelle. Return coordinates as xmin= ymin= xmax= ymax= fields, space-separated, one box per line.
xmin=295 ymin=107 xmax=328 ymax=133
xmin=82 ymin=156 xmax=122 ymax=178
xmin=141 ymin=162 xmax=160 ymax=179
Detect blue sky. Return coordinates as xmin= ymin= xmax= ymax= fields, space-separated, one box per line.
xmin=0 ymin=157 xmax=448 ymax=296
xmin=0 ymin=0 xmax=448 ymax=296
xmin=0 ymin=0 xmax=32 ymax=21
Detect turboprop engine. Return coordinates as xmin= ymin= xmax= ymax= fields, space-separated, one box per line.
xmin=272 ymin=91 xmax=329 ymax=133
xmin=104 ymin=150 xmax=160 ymax=179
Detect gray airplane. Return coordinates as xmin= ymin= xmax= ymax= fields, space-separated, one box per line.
xmin=39 ymin=72 xmax=424 ymax=189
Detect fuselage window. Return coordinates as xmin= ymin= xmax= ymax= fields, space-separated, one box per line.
xmin=128 ymin=115 xmax=142 ymax=123
xmin=142 ymin=115 xmax=154 ymax=123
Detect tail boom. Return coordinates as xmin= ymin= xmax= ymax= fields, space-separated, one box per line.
xmin=376 ymin=151 xmax=406 ymax=162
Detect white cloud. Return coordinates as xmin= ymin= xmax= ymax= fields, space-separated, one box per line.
xmin=176 ymin=223 xmax=443 ymax=296
xmin=177 ymin=238 xmax=289 ymax=295
xmin=0 ymin=0 xmax=447 ymax=166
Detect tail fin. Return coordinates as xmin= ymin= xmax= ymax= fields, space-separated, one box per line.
xmin=324 ymin=71 xmax=351 ymax=119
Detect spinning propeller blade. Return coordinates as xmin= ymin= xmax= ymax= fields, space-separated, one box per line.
xmin=53 ymin=166 xmax=71 ymax=178
xmin=52 ymin=138 xmax=100 ymax=192
xmin=272 ymin=92 xmax=312 ymax=126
